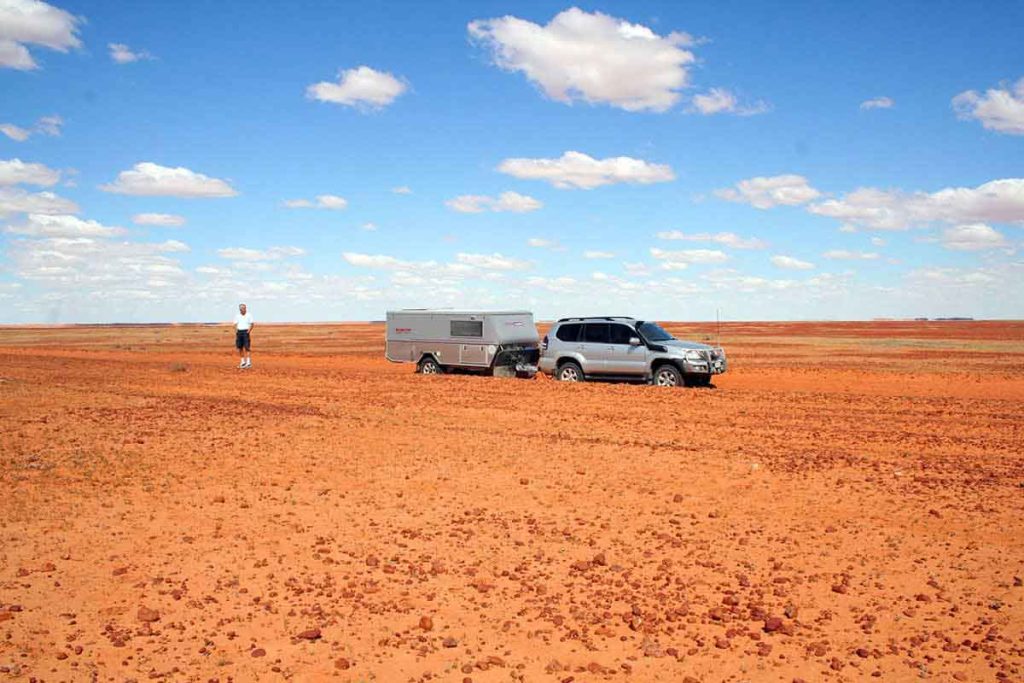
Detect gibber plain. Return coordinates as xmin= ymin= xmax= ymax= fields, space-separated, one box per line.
xmin=0 ymin=321 xmax=1022 ymax=682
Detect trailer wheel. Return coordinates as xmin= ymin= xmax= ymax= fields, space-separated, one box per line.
xmin=557 ymin=361 xmax=584 ymax=383
xmin=417 ymin=357 xmax=442 ymax=375
xmin=653 ymin=364 xmax=682 ymax=387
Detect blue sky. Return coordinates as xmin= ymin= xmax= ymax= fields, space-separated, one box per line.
xmin=1 ymin=0 xmax=1022 ymax=322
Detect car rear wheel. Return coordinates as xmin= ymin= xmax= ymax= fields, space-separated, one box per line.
xmin=653 ymin=364 xmax=682 ymax=387
xmin=557 ymin=361 xmax=584 ymax=382
xmin=417 ymin=357 xmax=442 ymax=375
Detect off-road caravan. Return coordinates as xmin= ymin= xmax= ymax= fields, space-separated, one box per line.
xmin=385 ymin=309 xmax=540 ymax=377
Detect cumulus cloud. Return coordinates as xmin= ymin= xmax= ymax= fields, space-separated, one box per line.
xmin=446 ymin=191 xmax=542 ymax=213
xmin=108 ymin=43 xmax=153 ymax=64
xmin=283 ymin=194 xmax=348 ymax=210
xmin=860 ymin=96 xmax=894 ymax=110
xmin=940 ymin=223 xmax=1008 ymax=251
xmin=217 ymin=246 xmax=305 ymax=261
xmin=655 ymin=230 xmax=767 ymax=249
xmin=455 ymin=252 xmax=531 ymax=270
xmin=0 ymin=0 xmax=82 ymax=70
xmin=823 ymin=249 xmax=879 ymax=260
xmin=0 ymin=186 xmax=77 ymax=216
xmin=2 ymin=114 xmax=64 ymax=141
xmin=0 ymin=123 xmax=30 ymax=141
xmin=391 ymin=186 xmax=412 ymax=195
xmin=583 ymin=250 xmax=615 ymax=259
xmin=649 ymin=247 xmax=729 ymax=269
xmin=132 ymin=212 xmax=185 ymax=227
xmin=807 ymin=178 xmax=1024 ymax=230
xmin=715 ymin=174 xmax=821 ymax=209
xmin=527 ymin=237 xmax=554 ymax=248
xmin=5 ymin=213 xmax=125 ymax=238
xmin=101 ymin=162 xmax=238 ymax=198
xmin=306 ymin=66 xmax=407 ymax=110
xmin=689 ymin=88 xmax=769 ymax=116
xmin=468 ymin=7 xmax=696 ymax=112
xmin=360 ymin=222 xmax=377 ymax=232
xmin=0 ymin=158 xmax=61 ymax=186
xmin=953 ymin=78 xmax=1024 ymax=135
xmin=498 ymin=150 xmax=674 ymax=190
xmin=771 ymin=255 xmax=815 ymax=270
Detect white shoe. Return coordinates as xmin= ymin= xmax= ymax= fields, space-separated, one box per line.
xmin=238 ymin=361 xmax=245 ymax=368
xmin=244 ymin=360 xmax=252 ymax=369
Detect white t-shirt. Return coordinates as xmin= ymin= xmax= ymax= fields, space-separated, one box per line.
xmin=234 ymin=311 xmax=254 ymax=331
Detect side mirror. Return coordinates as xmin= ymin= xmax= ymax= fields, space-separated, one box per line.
xmin=629 ymin=337 xmax=642 ymax=346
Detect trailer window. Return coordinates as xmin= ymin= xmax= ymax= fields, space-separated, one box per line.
xmin=556 ymin=323 xmax=582 ymax=342
xmin=450 ymin=320 xmax=484 ymax=337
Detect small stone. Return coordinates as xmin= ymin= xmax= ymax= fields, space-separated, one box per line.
xmin=519 ymin=478 xmax=529 ymax=485
xmin=251 ymin=648 xmax=266 ymax=658
xmin=714 ymin=636 xmax=730 ymax=649
xmin=831 ymin=584 xmax=848 ymax=594
xmin=419 ymin=616 xmax=434 ymax=631
xmin=855 ymin=647 xmax=869 ymax=658
xmin=334 ymin=658 xmax=351 ymax=670
xmin=296 ymin=628 xmax=321 ymax=640
xmin=673 ymin=494 xmax=684 ymax=503
xmin=365 ymin=556 xmax=379 ymax=567
xmin=443 ymin=637 xmax=458 ymax=648
xmin=593 ymin=553 xmax=607 ymax=567
xmin=763 ymin=616 xmax=783 ymax=633
xmin=136 ymin=607 xmax=160 ymax=623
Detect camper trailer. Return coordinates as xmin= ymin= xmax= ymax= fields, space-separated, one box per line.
xmin=385 ymin=309 xmax=540 ymax=376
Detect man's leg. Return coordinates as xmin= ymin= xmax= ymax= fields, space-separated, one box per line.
xmin=237 ymin=332 xmax=245 ymax=367
xmin=244 ymin=333 xmax=252 ymax=367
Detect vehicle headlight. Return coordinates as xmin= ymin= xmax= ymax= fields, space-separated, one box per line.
xmin=683 ymin=350 xmax=705 ymax=360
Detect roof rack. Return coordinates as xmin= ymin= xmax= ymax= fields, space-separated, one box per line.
xmin=555 ymin=316 xmax=635 ymax=323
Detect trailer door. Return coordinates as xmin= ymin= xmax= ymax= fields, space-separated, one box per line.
xmin=450 ymin=319 xmax=488 ymax=366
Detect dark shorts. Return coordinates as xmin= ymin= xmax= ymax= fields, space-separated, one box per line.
xmin=235 ymin=329 xmax=251 ymax=351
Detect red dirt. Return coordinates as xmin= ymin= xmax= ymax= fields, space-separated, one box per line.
xmin=1 ymin=321 xmax=1022 ymax=682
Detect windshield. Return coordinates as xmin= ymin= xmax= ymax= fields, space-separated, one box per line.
xmin=636 ymin=321 xmax=674 ymax=342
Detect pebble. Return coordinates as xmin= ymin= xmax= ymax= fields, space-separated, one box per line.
xmin=296 ymin=628 xmax=321 ymax=640
xmin=136 ymin=606 xmax=160 ymax=623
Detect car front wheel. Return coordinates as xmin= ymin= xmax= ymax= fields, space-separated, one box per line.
xmin=653 ymin=364 xmax=682 ymax=387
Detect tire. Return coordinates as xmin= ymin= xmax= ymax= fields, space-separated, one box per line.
xmin=417 ymin=357 xmax=442 ymax=375
xmin=556 ymin=361 xmax=584 ymax=383
xmin=653 ymin=364 xmax=683 ymax=387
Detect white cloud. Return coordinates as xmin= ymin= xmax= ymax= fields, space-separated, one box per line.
xmin=0 ymin=158 xmax=61 ymax=186
xmin=860 ymin=96 xmax=894 ymax=110
xmin=455 ymin=252 xmax=531 ymax=271
xmin=101 ymin=162 xmax=238 ymax=198
xmin=468 ymin=7 xmax=696 ymax=112
xmin=807 ymin=178 xmax=1024 ymax=230
xmin=689 ymin=88 xmax=769 ymax=116
xmin=0 ymin=114 xmax=62 ymax=141
xmin=870 ymin=236 xmax=887 ymax=246
xmin=823 ymin=249 xmax=879 ymax=260
xmin=940 ymin=223 xmax=1008 ymax=251
xmin=108 ymin=43 xmax=153 ymax=64
xmin=498 ymin=150 xmax=674 ymax=190
xmin=306 ymin=66 xmax=407 ymax=110
xmin=583 ymin=250 xmax=615 ymax=259
xmin=527 ymin=237 xmax=553 ymax=248
xmin=0 ymin=186 xmax=77 ymax=216
xmin=0 ymin=123 xmax=30 ymax=141
xmin=5 ymin=213 xmax=125 ymax=238
xmin=446 ymin=191 xmax=542 ymax=213
xmin=715 ymin=174 xmax=821 ymax=209
xmin=391 ymin=186 xmax=412 ymax=195
xmin=770 ymin=255 xmax=815 ymax=270
xmin=282 ymin=194 xmax=348 ymax=210
xmin=132 ymin=212 xmax=185 ymax=227
xmin=650 ymin=247 xmax=729 ymax=269
xmin=656 ymin=230 xmax=766 ymax=249
xmin=360 ymin=222 xmax=378 ymax=232
xmin=0 ymin=0 xmax=82 ymax=70
xmin=953 ymin=78 xmax=1024 ymax=135
xmin=218 ymin=246 xmax=305 ymax=261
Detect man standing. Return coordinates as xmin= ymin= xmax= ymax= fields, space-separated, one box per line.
xmin=233 ymin=303 xmax=254 ymax=369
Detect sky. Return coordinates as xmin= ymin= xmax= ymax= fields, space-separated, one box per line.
xmin=1 ymin=0 xmax=1022 ymax=323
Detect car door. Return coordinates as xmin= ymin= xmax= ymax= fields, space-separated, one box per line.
xmin=605 ymin=323 xmax=647 ymax=375
xmin=580 ymin=323 xmax=610 ymax=374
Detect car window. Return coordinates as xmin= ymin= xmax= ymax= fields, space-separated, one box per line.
xmin=608 ymin=324 xmax=635 ymax=345
xmin=555 ymin=323 xmax=581 ymax=342
xmin=583 ymin=323 xmax=610 ymax=344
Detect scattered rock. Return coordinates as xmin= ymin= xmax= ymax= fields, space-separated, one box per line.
xmin=419 ymin=615 xmax=434 ymax=631
xmin=763 ymin=616 xmax=783 ymax=633
xmin=443 ymin=637 xmax=458 ymax=648
xmin=136 ymin=606 xmax=160 ymax=623
xmin=296 ymin=628 xmax=321 ymax=641
xmin=335 ymin=658 xmax=351 ymax=670
xmin=251 ymin=648 xmax=266 ymax=658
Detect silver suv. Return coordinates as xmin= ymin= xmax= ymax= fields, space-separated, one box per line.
xmin=539 ymin=317 xmax=727 ymax=387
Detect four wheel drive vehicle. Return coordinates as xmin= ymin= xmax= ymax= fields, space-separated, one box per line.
xmin=385 ymin=309 xmax=540 ymax=376
xmin=539 ymin=316 xmax=727 ymax=387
